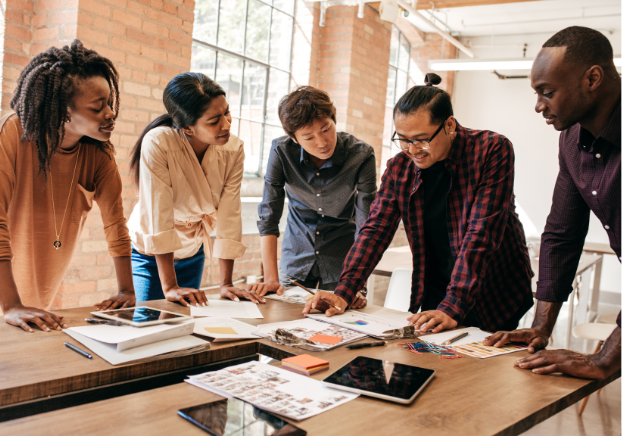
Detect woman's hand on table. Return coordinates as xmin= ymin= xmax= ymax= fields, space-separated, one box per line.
xmin=302 ymin=291 xmax=348 ymax=317
xmin=94 ymin=290 xmax=136 ymax=310
xmin=220 ymin=285 xmax=266 ymax=304
xmin=164 ymin=286 xmax=208 ymax=307
xmin=4 ymin=304 xmax=67 ymax=332
xmin=247 ymin=281 xmax=284 ymax=297
xmin=407 ymin=310 xmax=457 ymax=333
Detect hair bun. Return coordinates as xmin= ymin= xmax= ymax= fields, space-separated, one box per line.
xmin=424 ymin=73 xmax=442 ymax=86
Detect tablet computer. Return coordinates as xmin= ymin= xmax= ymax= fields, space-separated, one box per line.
xmin=91 ymin=306 xmax=192 ymax=327
xmin=178 ymin=398 xmax=306 ymax=436
xmin=321 ymin=356 xmax=435 ymax=404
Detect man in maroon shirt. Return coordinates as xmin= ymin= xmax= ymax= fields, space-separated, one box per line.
xmin=484 ymin=26 xmax=621 ymax=380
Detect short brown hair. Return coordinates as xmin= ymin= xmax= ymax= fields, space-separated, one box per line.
xmin=278 ymin=86 xmax=337 ymax=139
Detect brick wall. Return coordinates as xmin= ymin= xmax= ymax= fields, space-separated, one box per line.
xmin=1 ymin=1 xmax=455 ymax=308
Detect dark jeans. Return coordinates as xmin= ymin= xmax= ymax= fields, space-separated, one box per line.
xmin=131 ymin=244 xmax=205 ymax=302
xmin=421 ymin=277 xmax=532 ymax=331
xmin=280 ymin=262 xmax=338 ymax=291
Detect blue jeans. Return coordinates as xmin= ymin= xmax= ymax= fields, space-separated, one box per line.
xmin=131 ymin=245 xmax=205 ymax=302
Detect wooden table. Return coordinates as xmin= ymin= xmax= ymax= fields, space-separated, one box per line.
xmin=0 ymin=309 xmax=618 ymax=436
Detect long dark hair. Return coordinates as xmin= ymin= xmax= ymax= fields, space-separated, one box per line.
xmin=393 ymin=73 xmax=453 ymax=124
xmin=10 ymin=39 xmax=119 ymax=176
xmin=129 ymin=72 xmax=226 ymax=185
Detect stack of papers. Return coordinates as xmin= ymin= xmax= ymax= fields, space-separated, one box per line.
xmin=64 ymin=321 xmax=209 ymax=365
xmin=421 ymin=327 xmax=528 ymax=359
xmin=187 ymin=361 xmax=358 ymax=421
xmin=265 ymin=288 xmax=334 ymax=305
xmin=306 ymin=310 xmax=410 ymax=339
xmin=191 ymin=300 xmax=264 ymax=319
xmin=253 ymin=318 xmax=367 ymax=350
xmin=282 ymin=354 xmax=329 ymax=376
xmin=192 ymin=317 xmax=260 ymax=342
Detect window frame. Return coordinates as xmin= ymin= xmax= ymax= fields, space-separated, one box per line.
xmin=192 ymin=0 xmax=296 ymax=177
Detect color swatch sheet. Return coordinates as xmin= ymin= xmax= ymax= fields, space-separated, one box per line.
xmin=421 ymin=327 xmax=528 ymax=359
xmin=265 ymin=288 xmax=334 ymax=305
xmin=186 ymin=361 xmax=358 ymax=421
xmin=306 ymin=310 xmax=409 ymax=339
xmin=191 ymin=300 xmax=264 ymax=319
xmin=253 ymin=318 xmax=366 ymax=350
xmin=192 ymin=317 xmax=261 ymax=342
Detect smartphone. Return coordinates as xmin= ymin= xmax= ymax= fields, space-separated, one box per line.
xmin=178 ymin=398 xmax=307 ymax=436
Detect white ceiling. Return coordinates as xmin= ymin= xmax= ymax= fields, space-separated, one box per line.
xmin=406 ymin=0 xmax=621 ymax=37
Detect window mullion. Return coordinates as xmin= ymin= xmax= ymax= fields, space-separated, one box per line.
xmin=242 ymin=0 xmax=250 ymax=56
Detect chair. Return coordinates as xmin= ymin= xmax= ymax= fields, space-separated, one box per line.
xmin=596 ymin=312 xmax=619 ymax=325
xmin=571 ymin=322 xmax=617 ymax=415
xmin=383 ymin=268 xmax=413 ymax=312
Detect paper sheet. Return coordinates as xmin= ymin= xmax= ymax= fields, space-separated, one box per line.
xmin=67 ymin=321 xmax=194 ymax=351
xmin=191 ymin=300 xmax=264 ymax=319
xmin=64 ymin=329 xmax=208 ymax=365
xmin=192 ymin=317 xmax=261 ymax=342
xmin=306 ymin=311 xmax=409 ymax=339
xmin=265 ymin=289 xmax=334 ymax=305
xmin=186 ymin=361 xmax=358 ymax=421
xmin=420 ymin=327 xmax=528 ymax=359
xmin=253 ymin=318 xmax=366 ymax=350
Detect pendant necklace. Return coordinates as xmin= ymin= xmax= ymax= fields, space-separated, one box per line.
xmin=50 ymin=144 xmax=82 ymax=249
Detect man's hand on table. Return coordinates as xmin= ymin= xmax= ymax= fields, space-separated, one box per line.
xmin=302 ymin=291 xmax=349 ymax=316
xmin=512 ymin=349 xmax=612 ymax=379
xmin=407 ymin=310 xmax=457 ymax=333
xmin=350 ymin=292 xmax=367 ymax=309
xmin=4 ymin=304 xmax=67 ymax=332
xmin=483 ymin=328 xmax=550 ymax=353
xmin=94 ymin=289 xmax=136 ymax=311
xmin=248 ymin=281 xmax=284 ymax=297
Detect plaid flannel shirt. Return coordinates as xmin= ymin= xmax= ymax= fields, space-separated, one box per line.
xmin=334 ymin=122 xmax=534 ymax=332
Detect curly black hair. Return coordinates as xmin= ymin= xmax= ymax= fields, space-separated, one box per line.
xmin=10 ymin=39 xmax=120 ymax=176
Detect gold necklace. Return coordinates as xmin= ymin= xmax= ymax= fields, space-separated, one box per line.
xmin=49 ymin=144 xmax=81 ymax=249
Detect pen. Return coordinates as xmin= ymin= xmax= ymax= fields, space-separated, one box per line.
xmin=290 ymin=279 xmax=342 ymax=311
xmin=442 ymin=331 xmax=469 ymax=345
xmin=64 ymin=342 xmax=93 ymax=359
xmin=346 ymin=341 xmax=387 ymax=350
xmin=85 ymin=318 xmax=123 ymax=326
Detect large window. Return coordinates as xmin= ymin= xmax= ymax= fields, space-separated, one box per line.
xmin=381 ymin=25 xmax=410 ymax=171
xmin=192 ymin=0 xmax=295 ymax=176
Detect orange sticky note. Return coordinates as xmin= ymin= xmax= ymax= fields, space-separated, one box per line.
xmin=308 ymin=334 xmax=343 ymax=345
xmin=282 ymin=353 xmax=329 ymax=370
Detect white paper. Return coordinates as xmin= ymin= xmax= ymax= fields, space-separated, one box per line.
xmin=265 ymin=289 xmax=334 ymax=305
xmin=187 ymin=361 xmax=358 ymax=421
xmin=193 ymin=317 xmax=261 ymax=342
xmin=191 ymin=300 xmax=264 ymax=319
xmin=254 ymin=318 xmax=366 ymax=350
xmin=306 ymin=310 xmax=409 ymax=339
xmin=419 ymin=327 xmax=490 ymax=347
xmin=67 ymin=321 xmax=194 ymax=351
xmin=64 ymin=329 xmax=208 ymax=365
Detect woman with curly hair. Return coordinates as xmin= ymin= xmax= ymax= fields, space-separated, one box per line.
xmin=0 ymin=40 xmax=135 ymax=333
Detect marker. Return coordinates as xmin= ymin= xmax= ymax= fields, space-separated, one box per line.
xmin=346 ymin=341 xmax=387 ymax=350
xmin=64 ymin=342 xmax=93 ymax=359
xmin=442 ymin=331 xmax=469 ymax=345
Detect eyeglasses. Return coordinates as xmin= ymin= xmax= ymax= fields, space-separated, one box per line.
xmin=391 ymin=119 xmax=447 ymax=151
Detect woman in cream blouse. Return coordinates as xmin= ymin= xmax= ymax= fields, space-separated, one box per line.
xmin=128 ymin=72 xmax=264 ymax=306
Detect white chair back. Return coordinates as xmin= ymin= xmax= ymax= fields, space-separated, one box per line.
xmin=384 ymin=268 xmax=413 ymax=312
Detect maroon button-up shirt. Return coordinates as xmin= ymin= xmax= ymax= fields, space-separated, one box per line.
xmin=335 ymin=122 xmax=534 ymax=332
xmin=536 ymin=103 xmax=620 ymax=327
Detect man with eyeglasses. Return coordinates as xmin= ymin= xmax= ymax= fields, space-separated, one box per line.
xmin=304 ymin=74 xmax=534 ymax=336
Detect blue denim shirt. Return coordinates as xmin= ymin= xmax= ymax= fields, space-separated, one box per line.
xmin=257 ymin=132 xmax=377 ymax=284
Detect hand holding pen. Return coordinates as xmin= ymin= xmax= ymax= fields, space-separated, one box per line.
xmin=299 ymin=285 xmax=349 ymax=318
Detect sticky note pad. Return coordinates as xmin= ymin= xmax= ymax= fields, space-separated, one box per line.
xmin=308 ymin=334 xmax=343 ymax=345
xmin=282 ymin=354 xmax=329 ymax=370
xmin=204 ymin=327 xmax=238 ymax=335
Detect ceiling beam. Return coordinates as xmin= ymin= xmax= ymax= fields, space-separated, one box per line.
xmin=414 ymin=0 xmax=543 ymax=10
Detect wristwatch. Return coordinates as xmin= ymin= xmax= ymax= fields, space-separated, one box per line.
xmin=359 ymin=287 xmax=368 ymax=297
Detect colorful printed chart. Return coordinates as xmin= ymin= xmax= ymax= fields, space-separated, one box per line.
xmin=451 ymin=341 xmax=527 ymax=359
xmin=307 ymin=311 xmax=409 ymax=339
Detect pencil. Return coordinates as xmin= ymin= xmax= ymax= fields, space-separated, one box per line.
xmin=442 ymin=331 xmax=469 ymax=345
xmin=289 ymin=279 xmax=342 ymax=311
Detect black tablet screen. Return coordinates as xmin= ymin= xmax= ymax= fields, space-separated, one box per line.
xmin=101 ymin=307 xmax=183 ymax=323
xmin=322 ymin=356 xmax=434 ymax=400
xmin=178 ymin=398 xmax=306 ymax=436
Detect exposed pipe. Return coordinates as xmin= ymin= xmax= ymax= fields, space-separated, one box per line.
xmin=358 ymin=0 xmax=365 ymax=18
xmin=397 ymin=0 xmax=475 ymax=59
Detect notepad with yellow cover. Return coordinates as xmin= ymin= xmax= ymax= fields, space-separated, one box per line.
xmin=282 ymin=354 xmax=329 ymax=376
